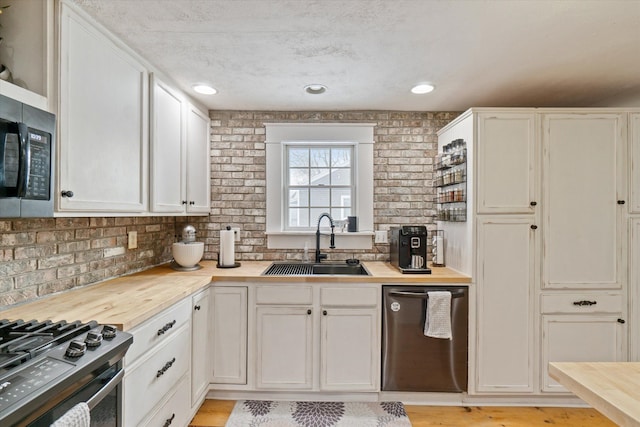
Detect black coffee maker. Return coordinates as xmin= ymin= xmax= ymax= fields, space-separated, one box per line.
xmin=389 ymin=225 xmax=431 ymax=274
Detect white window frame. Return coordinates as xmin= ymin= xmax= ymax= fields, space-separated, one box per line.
xmin=265 ymin=123 xmax=375 ymax=250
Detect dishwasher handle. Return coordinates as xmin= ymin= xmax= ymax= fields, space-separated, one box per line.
xmin=388 ymin=290 xmax=466 ymax=299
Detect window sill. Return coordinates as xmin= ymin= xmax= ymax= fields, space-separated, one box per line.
xmin=266 ymin=231 xmax=374 ymax=250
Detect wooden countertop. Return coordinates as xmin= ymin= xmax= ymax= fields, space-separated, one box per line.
xmin=0 ymin=261 xmax=469 ymax=331
xmin=549 ymin=362 xmax=640 ymax=427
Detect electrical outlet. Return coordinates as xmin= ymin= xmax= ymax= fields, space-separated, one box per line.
xmin=231 ymin=227 xmax=240 ymax=242
xmin=128 ymin=231 xmax=137 ymax=249
xmin=375 ymin=230 xmax=388 ymax=244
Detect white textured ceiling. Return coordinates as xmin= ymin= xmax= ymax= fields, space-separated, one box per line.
xmin=71 ymin=0 xmax=640 ymax=111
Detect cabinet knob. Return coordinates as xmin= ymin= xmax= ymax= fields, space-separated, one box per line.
xmin=189 ymin=201 xmax=195 ymax=205
xmin=618 ymin=318 xmax=626 ymax=324
xmin=307 ymin=309 xmax=312 ymax=315
xmin=617 ymin=200 xmax=626 ymax=205
xmin=61 ymin=190 xmax=74 ymax=198
xmin=323 ymin=310 xmax=328 ymax=316
xmin=194 ymin=305 xmax=201 ymax=311
xmin=530 ymin=224 xmax=538 ymax=230
xmin=182 ymin=200 xmax=188 ymax=205
xmin=530 ymin=201 xmax=537 ymax=206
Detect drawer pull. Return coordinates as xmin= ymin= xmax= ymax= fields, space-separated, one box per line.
xmin=573 ymin=300 xmax=597 ymax=306
xmin=618 ymin=318 xmax=626 ymax=324
xmin=157 ymin=320 xmax=177 ymax=336
xmin=163 ymin=413 xmax=176 ymax=427
xmin=194 ymin=305 xmax=201 ymax=311
xmin=156 ymin=357 xmax=176 ymax=378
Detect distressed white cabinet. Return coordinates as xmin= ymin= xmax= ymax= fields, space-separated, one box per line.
xmin=191 ymin=288 xmax=210 ymax=408
xmin=629 ymin=113 xmax=640 ymax=213
xmin=150 ymin=76 xmax=210 ymax=214
xmin=253 ymin=283 xmax=380 ymax=392
xmin=476 ymin=112 xmax=537 ymax=214
xmin=475 ymin=217 xmax=536 ymax=393
xmin=211 ymin=286 xmax=248 ymax=385
xmin=57 ymin=3 xmax=148 ymax=213
xmin=541 ymin=315 xmax=625 ymax=392
xmin=541 ymin=113 xmax=626 ymax=290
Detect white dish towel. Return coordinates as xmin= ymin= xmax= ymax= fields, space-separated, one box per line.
xmin=424 ymin=291 xmax=452 ymax=339
xmin=50 ymin=402 xmax=90 ymax=427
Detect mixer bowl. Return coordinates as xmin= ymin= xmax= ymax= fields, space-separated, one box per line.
xmin=172 ymin=242 xmax=204 ymax=268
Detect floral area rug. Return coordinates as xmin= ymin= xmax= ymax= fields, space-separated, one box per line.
xmin=225 ymin=400 xmax=412 ymax=426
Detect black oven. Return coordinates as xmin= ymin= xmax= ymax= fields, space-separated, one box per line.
xmin=0 ymin=320 xmax=132 ymax=426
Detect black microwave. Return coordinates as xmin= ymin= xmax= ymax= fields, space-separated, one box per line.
xmin=0 ymin=94 xmax=55 ymax=217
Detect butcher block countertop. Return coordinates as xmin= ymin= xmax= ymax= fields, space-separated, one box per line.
xmin=549 ymin=362 xmax=640 ymax=427
xmin=0 ymin=261 xmax=469 ymax=331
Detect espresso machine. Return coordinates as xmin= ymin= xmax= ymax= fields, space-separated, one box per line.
xmin=389 ymin=225 xmax=431 ymax=274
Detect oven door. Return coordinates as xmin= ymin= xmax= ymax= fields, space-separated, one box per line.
xmin=25 ymin=363 xmax=124 ymax=427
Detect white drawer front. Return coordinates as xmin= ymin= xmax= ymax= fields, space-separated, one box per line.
xmin=123 ymin=323 xmax=190 ymax=427
xmin=256 ymin=285 xmax=313 ymax=305
xmin=541 ymin=293 xmax=623 ymax=314
xmin=141 ymin=373 xmax=191 ymax=427
xmin=320 ymin=286 xmax=379 ymax=307
xmin=125 ymin=297 xmax=190 ymax=364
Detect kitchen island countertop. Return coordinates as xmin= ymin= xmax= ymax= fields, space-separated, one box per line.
xmin=0 ymin=261 xmax=469 ymax=331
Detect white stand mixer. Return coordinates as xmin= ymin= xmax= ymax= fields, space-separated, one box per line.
xmin=170 ymin=225 xmax=204 ymax=271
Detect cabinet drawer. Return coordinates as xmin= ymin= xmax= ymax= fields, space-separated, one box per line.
xmin=320 ymin=286 xmax=379 ymax=307
xmin=541 ymin=293 xmax=623 ymax=314
xmin=141 ymin=373 xmax=190 ymax=427
xmin=123 ymin=323 xmax=190 ymax=427
xmin=256 ymin=285 xmax=313 ymax=305
xmin=125 ymin=297 xmax=190 ymax=364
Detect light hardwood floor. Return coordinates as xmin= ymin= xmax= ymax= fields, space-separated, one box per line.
xmin=189 ymin=399 xmax=616 ymax=427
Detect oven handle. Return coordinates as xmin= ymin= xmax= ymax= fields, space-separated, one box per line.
xmin=388 ymin=290 xmax=466 ymax=299
xmin=86 ymin=368 xmax=124 ymax=410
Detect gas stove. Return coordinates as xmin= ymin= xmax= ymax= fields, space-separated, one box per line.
xmin=0 ymin=319 xmax=133 ymax=426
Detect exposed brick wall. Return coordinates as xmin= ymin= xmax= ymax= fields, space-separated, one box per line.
xmin=0 ymin=217 xmax=176 ymax=309
xmin=0 ymin=110 xmax=460 ymax=309
xmin=199 ymin=110 xmax=460 ymax=263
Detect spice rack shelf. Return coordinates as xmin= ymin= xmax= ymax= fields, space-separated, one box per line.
xmin=436 ymin=138 xmax=467 ymax=222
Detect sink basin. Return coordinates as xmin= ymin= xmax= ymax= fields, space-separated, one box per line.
xmin=262 ymin=262 xmax=370 ymax=276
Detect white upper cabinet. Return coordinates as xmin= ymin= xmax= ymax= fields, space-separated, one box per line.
xmin=150 ymin=75 xmax=210 ymax=214
xmin=476 ymin=112 xmax=537 ymax=214
xmin=57 ymin=3 xmax=148 ymax=213
xmin=541 ymin=113 xmax=626 ymax=289
xmin=185 ymin=103 xmax=211 ymax=213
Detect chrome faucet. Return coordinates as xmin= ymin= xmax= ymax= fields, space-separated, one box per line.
xmin=315 ymin=213 xmax=335 ymax=263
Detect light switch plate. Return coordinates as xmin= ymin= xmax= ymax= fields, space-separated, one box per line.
xmin=128 ymin=231 xmax=137 ymax=249
xmin=375 ymin=230 xmax=388 ymax=244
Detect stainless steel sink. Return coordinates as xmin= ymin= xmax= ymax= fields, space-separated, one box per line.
xmin=262 ymin=262 xmax=370 ymax=276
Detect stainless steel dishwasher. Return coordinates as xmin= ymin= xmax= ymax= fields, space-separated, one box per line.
xmin=381 ymin=285 xmax=468 ymax=392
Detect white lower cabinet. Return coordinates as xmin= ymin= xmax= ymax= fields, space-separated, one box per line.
xmin=211 ymin=286 xmax=248 ymax=384
xmin=254 ymin=283 xmax=380 ymax=392
xmin=541 ymin=314 xmax=625 ymax=392
xmin=191 ymin=288 xmax=211 ymax=408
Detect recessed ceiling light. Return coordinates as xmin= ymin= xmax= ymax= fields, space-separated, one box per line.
xmin=192 ymin=84 xmax=217 ymax=95
xmin=304 ymin=84 xmax=327 ymax=95
xmin=411 ymin=83 xmax=435 ymax=94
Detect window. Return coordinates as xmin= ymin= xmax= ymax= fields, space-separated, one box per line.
xmin=286 ymin=144 xmax=354 ymax=229
xmin=265 ymin=123 xmax=375 ymax=249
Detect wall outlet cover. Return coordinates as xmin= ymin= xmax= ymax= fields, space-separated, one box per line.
xmin=231 ymin=227 xmax=240 ymax=242
xmin=128 ymin=231 xmax=138 ymax=249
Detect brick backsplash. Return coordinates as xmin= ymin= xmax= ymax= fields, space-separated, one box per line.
xmin=196 ymin=110 xmax=460 ymax=263
xmin=0 ymin=110 xmax=459 ymax=309
xmin=0 ymin=217 xmax=177 ymax=309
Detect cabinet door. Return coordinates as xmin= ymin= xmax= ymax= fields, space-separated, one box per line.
xmin=320 ymin=308 xmax=378 ymax=391
xmin=476 ymin=112 xmax=537 ymax=214
xmin=256 ymin=306 xmax=313 ymax=389
xmin=631 ymin=218 xmax=640 ymax=361
xmin=185 ymin=103 xmax=211 ymax=213
xmin=191 ymin=288 xmax=210 ymax=407
xmin=150 ymin=75 xmax=185 ymax=213
xmin=211 ymin=287 xmax=247 ymax=384
xmin=542 ymin=113 xmax=625 ymax=289
xmin=631 ymin=113 xmax=640 ymax=213
xmin=476 ymin=217 xmax=536 ymax=393
xmin=542 ymin=315 xmax=625 ymax=392
xmin=58 ymin=5 xmax=148 ymax=212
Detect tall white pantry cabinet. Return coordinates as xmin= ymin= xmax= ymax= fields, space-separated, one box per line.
xmin=437 ymin=108 xmax=638 ymax=397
